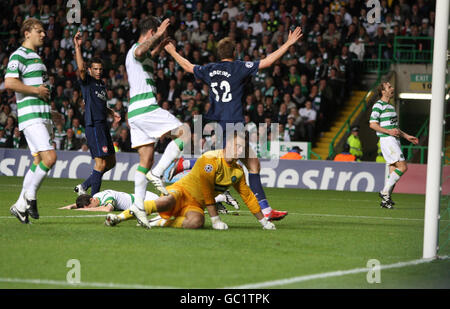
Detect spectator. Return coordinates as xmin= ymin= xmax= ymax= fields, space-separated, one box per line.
xmin=62 ymin=128 xmax=81 ymax=151
xmin=347 ymin=125 xmax=363 ymax=161
xmin=280 ymin=146 xmax=303 ymax=160
xmin=117 ymin=127 xmax=132 ymax=152
xmin=0 ymin=126 xmax=10 ymax=147
xmin=334 ymin=144 xmax=356 ymax=162
xmin=299 ymin=101 xmax=317 ymax=144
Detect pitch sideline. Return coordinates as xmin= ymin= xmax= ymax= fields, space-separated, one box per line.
xmin=0 ymin=256 xmax=447 ymax=289
xmin=224 ymin=255 xmax=450 ymax=289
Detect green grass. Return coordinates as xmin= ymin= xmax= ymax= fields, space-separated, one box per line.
xmin=0 ymin=177 xmax=448 ymax=289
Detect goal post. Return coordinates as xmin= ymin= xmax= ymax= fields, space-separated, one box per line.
xmin=423 ymin=0 xmax=449 ymax=259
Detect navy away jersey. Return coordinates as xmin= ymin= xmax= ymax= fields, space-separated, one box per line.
xmin=193 ymin=60 xmax=259 ymax=122
xmin=78 ymin=74 xmax=108 ymax=126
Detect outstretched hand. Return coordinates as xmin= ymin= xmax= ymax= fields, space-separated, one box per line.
xmin=407 ymin=135 xmax=419 ymax=145
xmin=287 ymin=27 xmax=303 ymax=46
xmin=73 ymin=31 xmax=82 ymax=48
xmin=156 ymin=18 xmax=170 ymax=37
xmin=164 ymin=42 xmax=176 ymax=54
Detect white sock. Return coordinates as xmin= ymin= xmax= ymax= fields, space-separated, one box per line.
xmin=152 ymin=140 xmax=182 ymax=177
xmin=182 ymin=159 xmax=191 ymax=170
xmin=26 ymin=162 xmax=49 ymax=200
xmin=134 ymin=169 xmax=148 ymax=210
xmin=16 ymin=166 xmax=35 ymax=208
xmin=382 ymin=170 xmax=402 ymax=195
xmin=261 ymin=206 xmax=272 ymax=216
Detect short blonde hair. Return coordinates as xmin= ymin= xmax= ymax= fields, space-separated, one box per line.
xmin=21 ymin=18 xmax=44 ymax=38
xmin=217 ymin=37 xmax=236 ymax=60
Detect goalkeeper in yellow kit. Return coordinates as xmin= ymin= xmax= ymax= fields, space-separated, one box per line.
xmin=107 ymin=132 xmax=276 ymax=230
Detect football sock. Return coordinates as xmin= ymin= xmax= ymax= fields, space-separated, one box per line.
xmin=117 ymin=209 xmax=134 ymax=221
xmin=134 ymin=165 xmax=149 ymax=210
xmin=144 ymin=200 xmax=157 ymax=215
xmin=249 ymin=173 xmax=272 ymax=215
xmin=89 ymin=170 xmax=103 ymax=195
xmin=152 ymin=139 xmax=184 ymax=177
xmin=183 ymin=159 xmax=197 ymax=171
xmin=382 ymin=169 xmax=403 ymax=195
xmin=26 ymin=161 xmax=50 ymax=200
xmin=168 ymin=216 xmax=185 ymax=228
xmin=16 ymin=163 xmax=37 ymax=211
xmin=81 ymin=171 xmax=94 ymax=191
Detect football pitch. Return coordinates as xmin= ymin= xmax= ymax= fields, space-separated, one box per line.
xmin=0 ymin=176 xmax=448 ymax=289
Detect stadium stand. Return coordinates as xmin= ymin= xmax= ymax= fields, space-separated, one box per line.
xmin=0 ymin=0 xmax=436 ymax=159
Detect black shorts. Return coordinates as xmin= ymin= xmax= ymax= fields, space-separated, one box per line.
xmin=85 ymin=123 xmax=115 ymax=159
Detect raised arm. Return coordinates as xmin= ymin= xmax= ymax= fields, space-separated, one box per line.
xmin=135 ymin=18 xmax=170 ymax=59
xmin=73 ymin=31 xmax=86 ymax=81
xmin=164 ymin=42 xmax=195 ymax=74
xmin=259 ymin=27 xmax=303 ymax=70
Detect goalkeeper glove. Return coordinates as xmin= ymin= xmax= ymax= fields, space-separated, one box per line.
xmin=211 ymin=216 xmax=228 ymax=230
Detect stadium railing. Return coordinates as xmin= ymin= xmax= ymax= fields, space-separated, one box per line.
xmin=401 ymin=114 xmax=450 ymax=164
xmin=328 ymin=76 xmax=382 ymax=159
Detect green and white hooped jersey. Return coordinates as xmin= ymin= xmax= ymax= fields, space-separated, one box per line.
xmin=93 ymin=190 xmax=135 ymax=211
xmin=369 ymin=100 xmax=398 ymax=137
xmin=5 ymin=46 xmax=51 ymax=131
xmin=125 ymin=43 xmax=159 ymax=122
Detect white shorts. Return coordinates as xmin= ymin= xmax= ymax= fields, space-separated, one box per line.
xmin=129 ymin=108 xmax=182 ymax=148
xmin=22 ymin=122 xmax=54 ymax=156
xmin=144 ymin=191 xmax=159 ymax=201
xmin=379 ymin=136 xmax=405 ymax=164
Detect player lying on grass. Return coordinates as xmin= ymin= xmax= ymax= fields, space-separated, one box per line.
xmin=111 ymin=131 xmax=276 ymax=230
xmin=59 ymin=190 xmax=159 ymax=212
xmin=60 ymin=189 xmax=239 ymax=219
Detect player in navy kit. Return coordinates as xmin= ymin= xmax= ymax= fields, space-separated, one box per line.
xmin=164 ymin=27 xmax=303 ymax=220
xmin=73 ymin=31 xmax=120 ymax=196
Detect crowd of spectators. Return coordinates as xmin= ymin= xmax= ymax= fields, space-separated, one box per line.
xmin=0 ymin=0 xmax=436 ymax=153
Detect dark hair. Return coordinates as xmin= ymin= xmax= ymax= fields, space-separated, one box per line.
xmin=76 ymin=194 xmax=92 ymax=208
xmin=343 ymin=143 xmax=350 ymax=153
xmin=368 ymin=81 xmax=388 ymax=106
xmin=139 ymin=16 xmax=160 ymax=35
xmin=217 ymin=37 xmax=236 ymax=60
xmin=88 ymin=57 xmax=103 ymax=68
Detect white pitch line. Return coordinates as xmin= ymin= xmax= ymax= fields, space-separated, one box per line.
xmin=3 ymin=257 xmax=448 ymax=289
xmin=1 ymin=212 xmax=447 ymax=222
xmin=224 ymin=256 xmax=450 ymax=289
xmin=0 ymin=277 xmax=177 ymax=289
xmin=0 ymin=214 xmax=106 ymax=219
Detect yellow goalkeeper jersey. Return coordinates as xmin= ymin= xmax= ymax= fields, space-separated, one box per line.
xmin=175 ymin=150 xmax=261 ymax=214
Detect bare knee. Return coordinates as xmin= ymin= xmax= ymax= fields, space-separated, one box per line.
xmin=155 ymin=195 xmax=176 ymax=213
xmin=245 ymin=157 xmax=260 ymax=173
xmin=397 ymin=161 xmax=408 ymax=173
xmin=41 ymin=150 xmax=57 ymax=168
xmin=183 ymin=214 xmax=204 ymax=229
